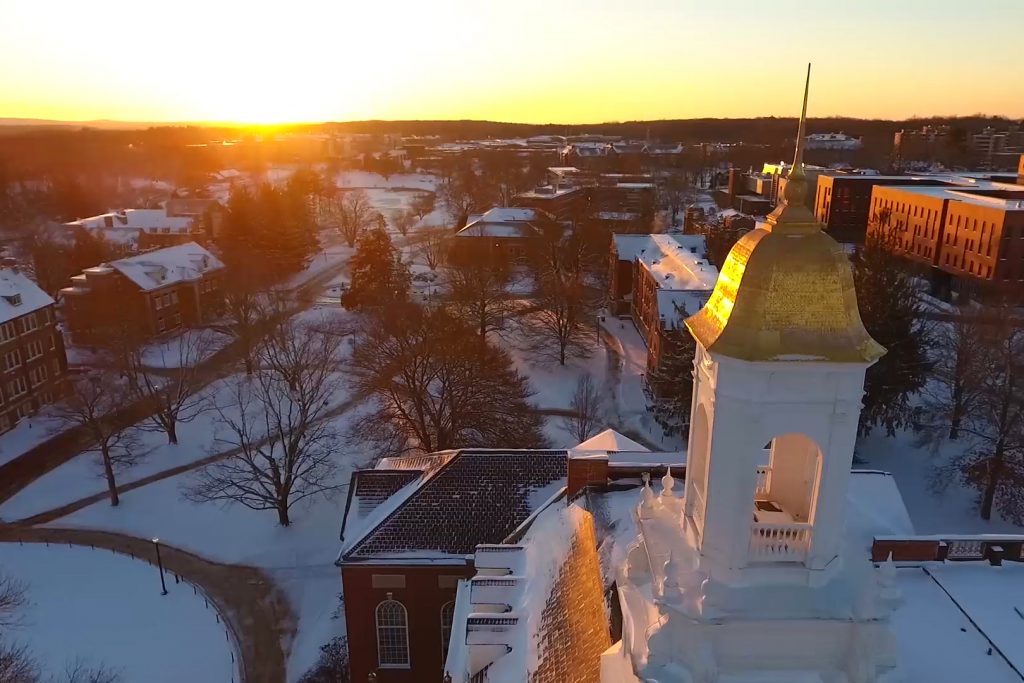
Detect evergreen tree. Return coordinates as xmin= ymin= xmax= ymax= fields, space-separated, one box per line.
xmin=853 ymin=213 xmax=933 ymax=437
xmin=341 ymin=226 xmax=411 ymax=310
xmin=649 ymin=325 xmax=697 ymax=436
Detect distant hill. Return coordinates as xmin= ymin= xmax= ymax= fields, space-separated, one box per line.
xmin=0 ymin=117 xmax=176 ymax=131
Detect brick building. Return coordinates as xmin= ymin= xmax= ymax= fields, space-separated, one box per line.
xmin=513 ymin=185 xmax=589 ymax=223
xmin=609 ymin=234 xmax=717 ymax=394
xmin=0 ymin=267 xmax=68 ymax=434
xmin=449 ymin=208 xmax=559 ymax=265
xmin=337 ymin=449 xmax=568 ymax=682
xmin=60 ymin=242 xmax=225 ymax=347
xmin=868 ymin=182 xmax=1024 ymax=297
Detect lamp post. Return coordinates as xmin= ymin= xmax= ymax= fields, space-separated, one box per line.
xmin=152 ymin=537 xmax=168 ymax=595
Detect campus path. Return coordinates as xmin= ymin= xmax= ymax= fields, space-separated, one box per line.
xmin=0 ymin=525 xmax=296 ymax=683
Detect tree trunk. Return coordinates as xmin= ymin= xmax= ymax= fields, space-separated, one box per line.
xmin=166 ymin=420 xmax=178 ymax=445
xmin=980 ymin=443 xmax=1005 ymax=521
xmin=101 ymin=446 xmax=119 ymax=507
xmin=559 ymin=343 xmax=566 ymax=366
xmin=277 ymin=501 xmax=291 ymax=527
xmin=244 ymin=354 xmax=254 ymax=376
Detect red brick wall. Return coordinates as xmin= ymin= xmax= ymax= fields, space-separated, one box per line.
xmin=0 ymin=305 xmax=68 ymax=432
xmin=342 ymin=563 xmax=473 ymax=683
xmin=567 ymin=457 xmax=609 ymax=497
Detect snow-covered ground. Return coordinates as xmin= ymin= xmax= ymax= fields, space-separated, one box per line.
xmin=0 ymin=544 xmax=235 ymax=682
xmin=44 ymin=398 xmax=369 ymax=681
xmin=0 ymin=410 xmax=66 ymax=466
xmin=140 ymin=328 xmax=232 ymax=368
xmin=334 ymin=170 xmax=439 ymax=192
xmin=858 ymin=429 xmax=1024 ymax=534
xmin=281 ymin=241 xmax=353 ymax=291
xmin=0 ymin=374 xmax=246 ymax=521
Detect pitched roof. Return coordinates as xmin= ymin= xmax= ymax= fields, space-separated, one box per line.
xmin=572 ymin=429 xmax=648 ymax=454
xmin=340 ymin=449 xmax=568 ymax=561
xmin=455 ymin=207 xmax=555 ymax=239
xmin=0 ymin=269 xmax=54 ymax=325
xmin=106 ymin=242 xmax=224 ymax=291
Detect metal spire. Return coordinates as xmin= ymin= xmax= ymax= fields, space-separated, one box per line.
xmin=791 ymin=63 xmax=811 ymax=175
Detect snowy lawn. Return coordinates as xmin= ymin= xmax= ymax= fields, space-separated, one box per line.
xmin=50 ymin=403 xmax=371 ymax=681
xmin=0 ymin=375 xmax=249 ymax=521
xmin=0 ymin=411 xmax=67 ymax=466
xmin=140 ymin=328 xmax=232 ymax=368
xmin=0 ymin=544 xmax=235 ymax=682
xmin=858 ymin=430 xmax=1024 ymax=534
xmin=334 ymin=170 xmax=438 ymax=192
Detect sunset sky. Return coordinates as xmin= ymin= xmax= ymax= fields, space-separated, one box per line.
xmin=2 ymin=0 xmax=1022 ymax=125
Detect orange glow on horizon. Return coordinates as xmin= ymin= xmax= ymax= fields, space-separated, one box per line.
xmin=1 ymin=0 xmax=1022 ymax=126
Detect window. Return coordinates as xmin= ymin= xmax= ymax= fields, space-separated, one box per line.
xmin=51 ymin=359 xmax=61 ymax=376
xmin=440 ymin=601 xmax=456 ymax=662
xmin=0 ymin=322 xmax=14 ymax=342
xmin=376 ymin=600 xmax=410 ymax=668
xmin=25 ymin=340 xmax=43 ymax=360
xmin=29 ymin=365 xmax=47 ymax=387
xmin=49 ymin=334 xmax=56 ymax=350
xmin=19 ymin=314 xmax=38 ymax=334
xmin=157 ymin=317 xmax=166 ymax=333
xmin=4 ymin=349 xmax=22 ymax=371
xmin=8 ymin=376 xmax=28 ymax=398
xmin=171 ymin=291 xmax=179 ymax=304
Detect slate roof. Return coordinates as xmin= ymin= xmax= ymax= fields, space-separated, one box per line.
xmin=352 ymin=470 xmax=422 ymax=518
xmin=341 ymin=449 xmax=568 ymax=561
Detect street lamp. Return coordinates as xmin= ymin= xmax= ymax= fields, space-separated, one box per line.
xmin=152 ymin=537 xmax=168 ymax=595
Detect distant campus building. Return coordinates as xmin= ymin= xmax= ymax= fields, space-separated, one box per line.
xmin=62 ymin=207 xmax=213 ymax=253
xmin=0 ymin=266 xmax=68 ymax=433
xmin=60 ymin=242 xmax=225 ymax=346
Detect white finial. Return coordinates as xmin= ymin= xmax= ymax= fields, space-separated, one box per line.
xmin=661 ymin=466 xmax=676 ymax=497
xmin=641 ymin=474 xmax=660 ymax=514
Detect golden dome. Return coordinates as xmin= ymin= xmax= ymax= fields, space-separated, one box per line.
xmin=684 ymin=65 xmax=884 ymax=364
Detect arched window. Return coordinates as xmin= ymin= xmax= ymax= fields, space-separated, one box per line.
xmin=440 ymin=601 xmax=456 ymax=662
xmin=376 ymin=600 xmax=410 ymax=668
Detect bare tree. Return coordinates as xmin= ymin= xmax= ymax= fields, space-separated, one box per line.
xmin=221 ymin=269 xmax=267 ymax=376
xmin=917 ymin=308 xmax=985 ymax=441
xmin=338 ymin=190 xmax=376 ymax=248
xmin=416 ymin=227 xmax=449 ymax=271
xmin=348 ymin=306 xmax=547 ymax=458
xmin=393 ymin=209 xmax=416 ymax=237
xmin=519 ymin=258 xmax=596 ymax=366
xmin=932 ymin=314 xmax=1024 ymax=522
xmin=560 ymin=374 xmax=606 ymax=443
xmin=187 ymin=319 xmax=345 ymax=526
xmin=445 ymin=258 xmax=517 ymax=339
xmin=0 ymin=574 xmax=27 ymax=630
xmin=52 ymin=372 xmax=141 ymax=507
xmin=61 ymin=660 xmax=121 ymax=683
xmin=117 ymin=330 xmax=214 ymax=445
xmin=0 ymin=640 xmax=37 ymax=683
xmin=410 ymin=192 xmax=435 ymax=220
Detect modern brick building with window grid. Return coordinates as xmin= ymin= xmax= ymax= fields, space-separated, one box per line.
xmin=60 ymin=242 xmax=225 ymax=347
xmin=0 ymin=267 xmax=68 ymax=434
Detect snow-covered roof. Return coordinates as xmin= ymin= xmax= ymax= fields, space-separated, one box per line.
xmin=596 ymin=211 xmax=640 ymax=221
xmin=0 ymin=268 xmax=54 ymax=324
xmin=106 ymin=242 xmax=224 ymax=292
xmin=572 ymin=429 xmax=649 ymax=454
xmin=68 ymin=209 xmax=194 ymax=233
xmin=455 ymin=207 xmax=554 ymax=239
xmin=622 ymin=235 xmax=719 ymax=313
xmin=339 ymin=449 xmax=569 ymax=562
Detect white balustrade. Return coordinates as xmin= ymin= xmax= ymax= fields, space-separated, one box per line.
xmin=755 ymin=466 xmax=772 ymax=497
xmin=749 ymin=522 xmax=812 ymax=563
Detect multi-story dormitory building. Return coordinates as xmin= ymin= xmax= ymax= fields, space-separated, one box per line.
xmin=0 ymin=265 xmax=68 ymax=434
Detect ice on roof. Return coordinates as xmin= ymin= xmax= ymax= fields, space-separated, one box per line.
xmin=0 ymin=269 xmax=54 ymax=325
xmin=106 ymin=242 xmax=224 ymax=292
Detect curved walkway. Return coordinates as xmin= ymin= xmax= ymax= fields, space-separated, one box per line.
xmin=0 ymin=525 xmax=295 ymax=683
